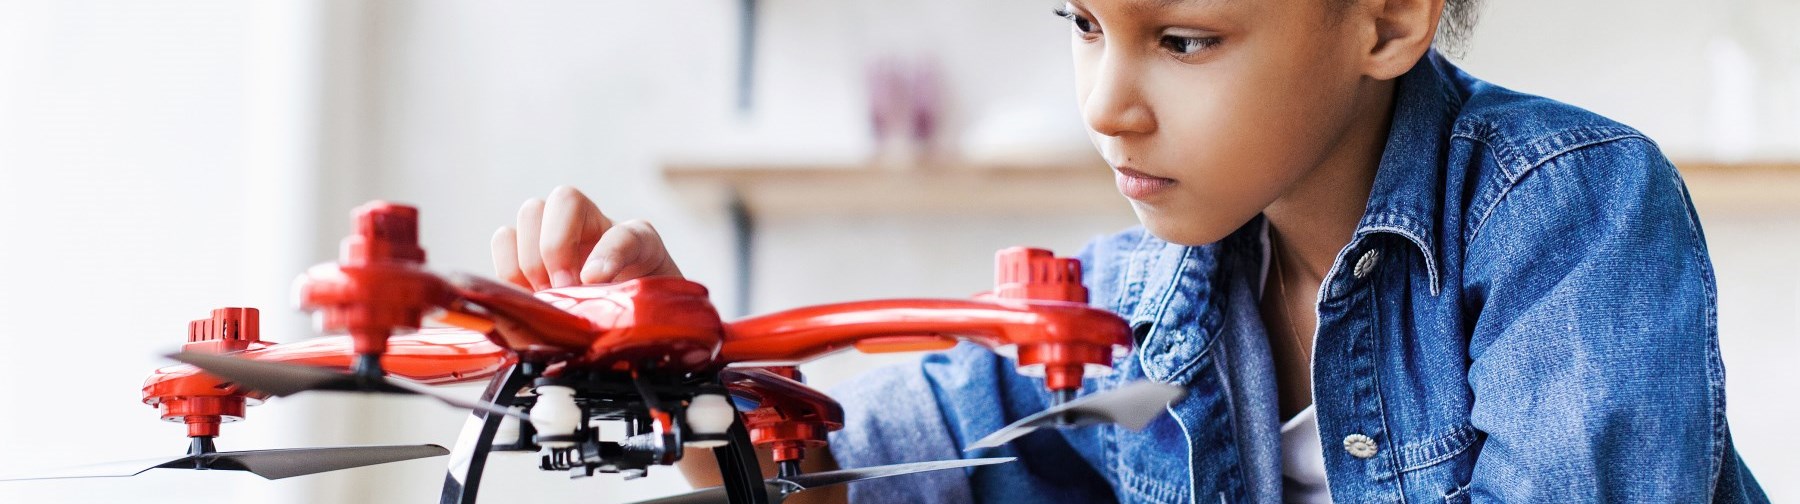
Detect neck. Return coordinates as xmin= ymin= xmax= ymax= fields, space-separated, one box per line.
xmin=1263 ymin=79 xmax=1395 ymax=283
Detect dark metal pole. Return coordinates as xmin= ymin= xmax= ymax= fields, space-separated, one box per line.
xmin=737 ymin=0 xmax=758 ymax=113
xmin=728 ymin=189 xmax=755 ymax=318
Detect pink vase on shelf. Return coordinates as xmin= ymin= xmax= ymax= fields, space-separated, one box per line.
xmin=866 ymin=54 xmax=947 ymax=170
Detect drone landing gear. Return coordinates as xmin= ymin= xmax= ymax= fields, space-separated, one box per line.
xmin=439 ymin=363 xmax=534 ymax=504
xmin=442 ymin=364 xmax=769 ymax=503
xmin=713 ymin=421 xmax=771 ymax=504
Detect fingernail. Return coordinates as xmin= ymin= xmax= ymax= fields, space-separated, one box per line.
xmin=550 ymin=270 xmax=575 ymax=288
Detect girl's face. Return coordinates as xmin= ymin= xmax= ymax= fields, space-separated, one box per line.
xmin=1066 ymin=0 xmax=1378 ymax=245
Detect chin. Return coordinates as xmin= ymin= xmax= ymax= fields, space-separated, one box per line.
xmin=1132 ymin=203 xmax=1246 ymax=247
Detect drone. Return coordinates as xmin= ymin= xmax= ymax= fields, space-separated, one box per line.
xmin=3 ymin=201 xmax=1185 ymax=503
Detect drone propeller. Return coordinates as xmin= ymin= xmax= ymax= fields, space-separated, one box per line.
xmin=965 ymin=380 xmax=1185 ymax=451
xmin=168 ymin=351 xmax=529 ymax=422
xmin=631 ymin=457 xmax=1016 ymax=504
xmin=0 ymin=444 xmax=449 ymax=481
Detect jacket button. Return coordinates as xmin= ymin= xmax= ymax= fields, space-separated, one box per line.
xmin=1343 ymin=433 xmax=1378 ymax=459
xmin=1351 ymin=250 xmax=1381 ymax=279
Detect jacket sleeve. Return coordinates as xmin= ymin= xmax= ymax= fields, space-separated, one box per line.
xmin=825 ymin=351 xmax=984 ymax=504
xmin=825 ymin=236 xmax=1130 ymax=503
xmin=1460 ymin=138 xmax=1763 ymax=502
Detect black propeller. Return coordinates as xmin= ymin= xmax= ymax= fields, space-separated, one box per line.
xmin=168 ymin=351 xmax=529 ymax=422
xmin=0 ymin=444 xmax=449 ymax=481
xmin=966 ymin=380 xmax=1185 ymax=451
xmin=631 ymin=457 xmax=1016 ymax=504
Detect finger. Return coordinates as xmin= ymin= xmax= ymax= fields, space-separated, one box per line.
xmin=489 ymin=226 xmax=531 ymax=290
xmin=514 ymin=198 xmax=551 ymax=290
xmin=580 ymin=220 xmax=683 ymax=284
xmin=539 ymin=186 xmax=612 ymax=288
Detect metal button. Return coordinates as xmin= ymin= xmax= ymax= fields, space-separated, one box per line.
xmin=1343 ymin=433 xmax=1378 ymax=459
xmin=1351 ymin=250 xmax=1381 ymax=279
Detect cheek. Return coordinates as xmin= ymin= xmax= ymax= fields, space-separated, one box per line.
xmin=1142 ymin=68 xmax=1305 ymax=201
xmin=1129 ymin=46 xmax=1363 ymax=244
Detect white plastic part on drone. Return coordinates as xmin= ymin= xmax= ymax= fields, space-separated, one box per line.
xmin=530 ymin=385 xmax=581 ymax=448
xmin=683 ymin=393 xmax=735 ymax=448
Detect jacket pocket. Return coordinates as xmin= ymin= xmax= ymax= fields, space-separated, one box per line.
xmin=1395 ymin=423 xmax=1480 ymax=473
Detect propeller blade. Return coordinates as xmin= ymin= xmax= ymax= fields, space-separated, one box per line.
xmin=0 ymin=456 xmax=192 ymax=481
xmin=630 ymin=457 xmax=1016 ymax=504
xmin=780 ymin=457 xmax=1015 ymax=490
xmin=0 ymin=445 xmax=447 ymax=481
xmin=169 ymin=350 xmax=361 ymax=397
xmin=168 ymin=351 xmax=530 ymax=422
xmin=197 ymin=444 xmax=449 ymax=480
xmin=379 ymin=376 xmax=533 ymax=422
xmin=626 ymin=482 xmax=787 ymax=504
xmin=966 ymin=380 xmax=1185 ymax=451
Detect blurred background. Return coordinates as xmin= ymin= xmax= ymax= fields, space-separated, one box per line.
xmin=0 ymin=0 xmax=1794 ymax=502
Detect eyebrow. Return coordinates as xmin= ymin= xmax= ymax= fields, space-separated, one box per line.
xmin=1151 ymin=0 xmax=1231 ymax=8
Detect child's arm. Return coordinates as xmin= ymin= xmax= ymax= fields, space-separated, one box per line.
xmin=1461 ymin=140 xmax=1763 ymax=501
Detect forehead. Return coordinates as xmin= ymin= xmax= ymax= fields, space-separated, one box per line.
xmin=1072 ymin=0 xmax=1236 ymax=9
xmin=1071 ymin=0 xmax=1242 ymax=15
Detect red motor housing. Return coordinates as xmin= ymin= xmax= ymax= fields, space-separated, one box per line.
xmin=143 ymin=308 xmax=267 ymax=438
xmin=990 ymin=247 xmax=1112 ymax=392
xmin=295 ymin=202 xmax=449 ymax=357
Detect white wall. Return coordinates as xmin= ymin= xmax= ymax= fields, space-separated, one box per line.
xmin=1702 ymin=207 xmax=1800 ymax=495
xmin=1460 ymin=0 xmax=1800 ymax=162
xmin=0 ymin=2 xmax=318 ymax=503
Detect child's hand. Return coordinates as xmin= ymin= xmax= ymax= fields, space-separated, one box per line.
xmin=490 ymin=186 xmax=683 ymax=291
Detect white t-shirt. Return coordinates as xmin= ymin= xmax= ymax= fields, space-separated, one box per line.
xmin=1259 ymin=222 xmax=1334 ymax=503
xmin=1281 ymin=405 xmax=1334 ymax=503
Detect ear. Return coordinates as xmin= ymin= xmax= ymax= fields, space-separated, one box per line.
xmin=1358 ymin=0 xmax=1444 ymax=80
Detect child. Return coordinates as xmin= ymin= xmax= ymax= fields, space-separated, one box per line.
xmin=491 ymin=0 xmax=1769 ymax=502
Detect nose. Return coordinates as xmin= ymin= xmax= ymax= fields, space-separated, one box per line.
xmin=1082 ymin=51 xmax=1156 ymax=137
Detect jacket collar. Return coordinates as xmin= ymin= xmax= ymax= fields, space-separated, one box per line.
xmin=1352 ymin=51 xmax=1464 ymax=295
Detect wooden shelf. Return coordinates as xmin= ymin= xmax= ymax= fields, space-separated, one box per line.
xmin=1676 ymin=161 xmax=1800 ymax=214
xmin=663 ymin=156 xmax=1799 ymax=218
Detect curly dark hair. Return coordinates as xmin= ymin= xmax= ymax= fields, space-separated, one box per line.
xmin=1327 ymin=0 xmax=1484 ymax=57
xmin=1436 ymin=0 xmax=1484 ymax=58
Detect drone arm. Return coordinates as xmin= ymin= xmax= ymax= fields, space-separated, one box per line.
xmin=718 ymin=368 xmax=845 ymax=464
xmin=720 ymin=300 xmax=1023 ymax=362
xmin=439 ymin=272 xmax=599 ymax=352
xmin=717 ymin=299 xmax=1129 ymax=392
xmin=230 ymin=328 xmax=511 ymax=384
xmin=145 ymin=328 xmax=514 ymax=408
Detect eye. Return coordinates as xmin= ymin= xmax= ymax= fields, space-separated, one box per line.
xmin=1160 ymin=35 xmax=1221 ymax=55
xmin=1052 ymin=8 xmax=1099 ymax=36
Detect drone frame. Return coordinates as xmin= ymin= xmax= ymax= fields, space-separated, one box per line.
xmin=131 ymin=201 xmax=1138 ymax=503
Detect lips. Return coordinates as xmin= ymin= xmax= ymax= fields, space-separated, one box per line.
xmin=1113 ymin=166 xmax=1176 ymax=200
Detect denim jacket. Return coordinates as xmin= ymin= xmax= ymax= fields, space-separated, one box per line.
xmin=827 ymin=52 xmax=1768 ymax=503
